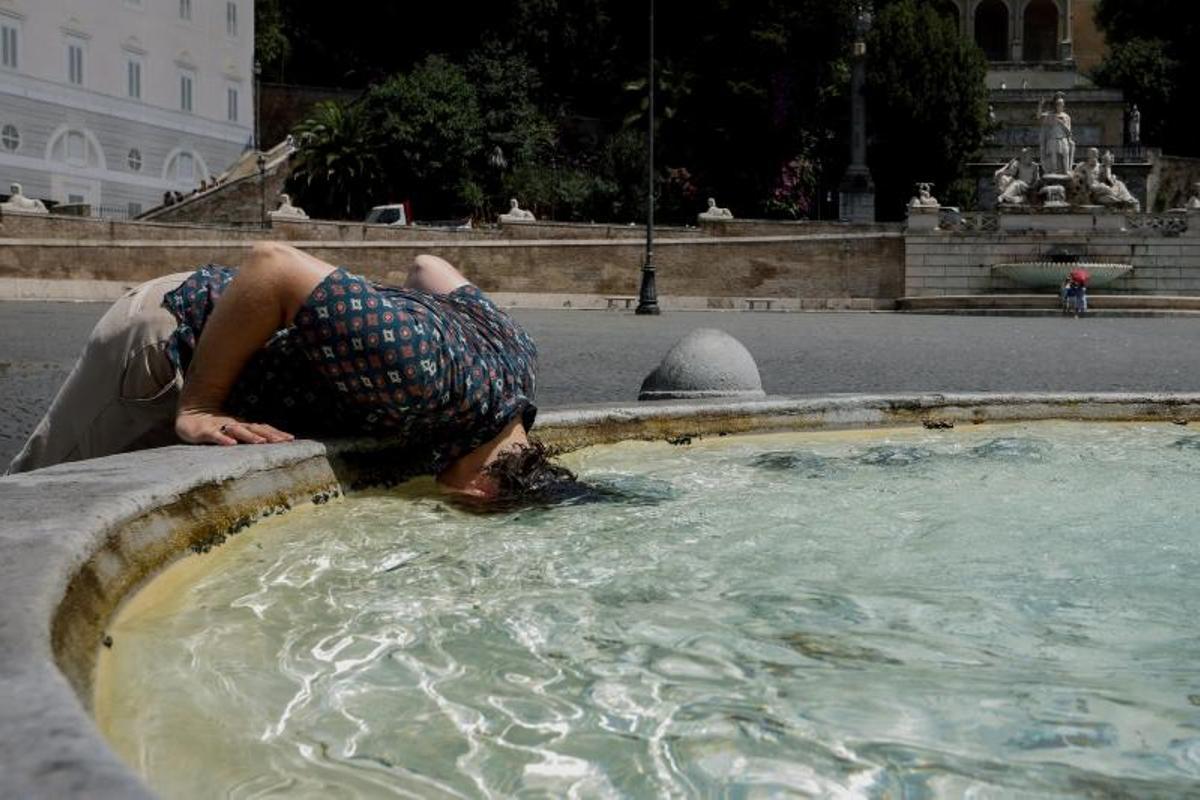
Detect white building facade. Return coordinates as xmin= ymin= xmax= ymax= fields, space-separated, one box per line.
xmin=0 ymin=0 xmax=254 ymax=218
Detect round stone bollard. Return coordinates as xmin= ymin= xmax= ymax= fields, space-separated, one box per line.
xmin=638 ymin=328 xmax=766 ymax=401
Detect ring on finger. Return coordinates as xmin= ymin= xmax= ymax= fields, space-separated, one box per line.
xmin=219 ymin=423 xmax=231 ymax=434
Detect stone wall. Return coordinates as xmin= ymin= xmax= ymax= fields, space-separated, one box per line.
xmin=0 ymin=210 xmax=905 ymax=307
xmin=905 ymin=211 xmax=1200 ymax=296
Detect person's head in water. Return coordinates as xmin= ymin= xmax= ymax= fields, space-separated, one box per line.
xmin=482 ymin=441 xmax=586 ymax=509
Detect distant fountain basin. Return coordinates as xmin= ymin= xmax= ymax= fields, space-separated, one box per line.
xmin=992 ymin=261 xmax=1133 ymax=289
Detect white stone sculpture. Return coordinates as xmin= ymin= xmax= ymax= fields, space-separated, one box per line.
xmin=1188 ymin=182 xmax=1200 ymax=210
xmin=269 ymin=193 xmax=309 ymax=220
xmin=1074 ymin=148 xmax=1140 ymax=211
xmin=498 ymin=198 xmax=536 ymax=223
xmin=1038 ymin=93 xmax=1076 ymax=176
xmin=0 ymin=183 xmax=48 ymax=214
xmin=995 ymin=149 xmax=1041 ymax=206
xmin=1128 ymin=105 xmax=1141 ymax=145
xmin=908 ymin=183 xmax=939 ymax=209
xmin=698 ymin=197 xmax=734 ymax=221
xmin=1038 ymin=185 xmax=1068 ymax=206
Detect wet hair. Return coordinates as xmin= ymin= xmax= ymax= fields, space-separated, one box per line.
xmin=477 ymin=441 xmax=590 ymax=511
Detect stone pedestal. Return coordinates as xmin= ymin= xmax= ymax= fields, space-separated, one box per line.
xmin=997 ymin=207 xmax=1129 ymax=233
xmin=839 ymin=168 xmax=876 ymax=224
xmin=906 ymin=206 xmax=940 ymax=232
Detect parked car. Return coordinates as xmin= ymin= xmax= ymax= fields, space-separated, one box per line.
xmin=365 ymin=204 xmax=409 ymax=226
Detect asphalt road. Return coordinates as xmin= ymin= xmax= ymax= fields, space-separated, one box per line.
xmin=4 ymin=301 xmax=1200 ymax=467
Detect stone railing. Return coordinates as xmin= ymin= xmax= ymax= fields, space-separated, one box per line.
xmin=937 ymin=209 xmax=1000 ymax=233
xmin=1124 ymin=213 xmax=1190 ymax=236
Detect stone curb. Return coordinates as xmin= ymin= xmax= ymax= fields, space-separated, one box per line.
xmin=3 ymin=392 xmax=1200 ymax=798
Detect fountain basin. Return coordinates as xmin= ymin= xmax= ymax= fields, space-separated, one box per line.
xmin=992 ymin=261 xmax=1133 ymax=289
xmin=4 ymin=393 xmax=1200 ymax=798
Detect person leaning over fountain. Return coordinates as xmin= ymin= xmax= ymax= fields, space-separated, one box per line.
xmin=7 ymin=244 xmax=575 ymax=503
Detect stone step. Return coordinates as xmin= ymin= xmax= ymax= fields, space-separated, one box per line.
xmin=898 ymin=294 xmax=1200 ymax=316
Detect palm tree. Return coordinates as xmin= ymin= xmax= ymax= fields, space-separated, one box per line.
xmin=287 ymin=101 xmax=388 ymax=220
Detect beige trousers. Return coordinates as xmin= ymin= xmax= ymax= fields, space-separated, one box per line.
xmin=6 ymin=273 xmax=192 ymax=474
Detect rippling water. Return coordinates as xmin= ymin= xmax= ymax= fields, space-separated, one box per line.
xmin=98 ymin=423 xmax=1200 ymax=798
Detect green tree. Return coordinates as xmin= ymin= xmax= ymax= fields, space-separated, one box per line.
xmin=367 ymin=57 xmax=486 ymax=218
xmin=287 ymin=101 xmax=387 ymax=220
xmin=864 ymin=0 xmax=989 ymax=219
xmin=1092 ymin=0 xmax=1199 ymax=155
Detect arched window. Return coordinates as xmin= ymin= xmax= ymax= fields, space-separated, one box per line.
xmin=974 ymin=0 xmax=1010 ymax=62
xmin=1023 ymin=0 xmax=1059 ymax=62
xmin=164 ymin=148 xmax=209 ymax=186
xmin=47 ymin=127 xmax=104 ymax=170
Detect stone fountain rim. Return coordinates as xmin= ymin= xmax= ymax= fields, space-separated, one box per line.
xmin=4 ymin=391 xmax=1200 ymax=799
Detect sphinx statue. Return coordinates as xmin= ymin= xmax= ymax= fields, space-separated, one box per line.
xmin=698 ymin=197 xmax=734 ymax=221
xmin=1 ymin=183 xmax=48 ymax=214
xmin=499 ymin=198 xmax=536 ymax=223
xmin=908 ymin=183 xmax=939 ymax=209
xmin=269 ymin=193 xmax=309 ymax=220
xmin=995 ymin=149 xmax=1040 ymax=206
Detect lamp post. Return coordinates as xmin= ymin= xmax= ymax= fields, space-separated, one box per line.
xmin=635 ymin=0 xmax=661 ymax=315
xmin=257 ymin=153 xmax=267 ymax=227
xmin=254 ymin=60 xmax=262 ymax=152
xmin=837 ymin=4 xmax=875 ymax=223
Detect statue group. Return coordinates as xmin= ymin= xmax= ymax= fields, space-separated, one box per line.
xmin=992 ymin=93 xmax=1140 ymax=212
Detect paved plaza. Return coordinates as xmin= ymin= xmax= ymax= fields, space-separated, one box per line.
xmin=3 ymin=300 xmax=1200 ymax=466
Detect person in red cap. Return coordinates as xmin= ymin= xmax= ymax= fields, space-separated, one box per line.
xmin=1065 ymin=269 xmax=1089 ymax=318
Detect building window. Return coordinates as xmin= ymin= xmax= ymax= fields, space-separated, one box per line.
xmin=180 ymin=70 xmax=194 ymax=112
xmin=127 ymin=57 xmax=142 ymax=99
xmin=66 ymin=131 xmax=86 ymax=165
xmin=66 ymin=40 xmax=85 ymax=85
xmin=179 ymin=0 xmax=191 ymax=21
xmin=1 ymin=124 xmax=19 ymax=152
xmin=128 ymin=148 xmax=143 ymax=172
xmin=226 ymin=2 xmax=238 ymax=37
xmin=127 ymin=201 xmax=142 ymax=218
xmin=48 ymin=127 xmax=103 ymax=170
xmin=170 ymin=151 xmax=195 ymax=183
xmin=1 ymin=21 xmax=18 ymax=70
xmin=227 ymin=86 xmax=239 ymax=122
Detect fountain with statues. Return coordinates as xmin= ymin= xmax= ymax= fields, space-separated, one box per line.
xmin=904 ymin=92 xmax=1184 ymax=294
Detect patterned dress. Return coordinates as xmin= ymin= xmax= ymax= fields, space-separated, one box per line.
xmin=162 ymin=266 xmax=538 ymax=472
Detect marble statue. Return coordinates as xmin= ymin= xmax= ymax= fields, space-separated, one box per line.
xmin=1038 ymin=184 xmax=1068 ymax=206
xmin=1188 ymin=182 xmax=1200 ymax=210
xmin=499 ymin=198 xmax=536 ymax=223
xmin=1128 ymin=105 xmax=1141 ymax=145
xmin=908 ymin=183 xmax=939 ymax=208
xmin=698 ymin=197 xmax=734 ymax=221
xmin=1074 ymin=148 xmax=1140 ymax=210
xmin=270 ymin=193 xmax=309 ymax=220
xmin=1038 ymin=93 xmax=1076 ymax=176
xmin=995 ymin=149 xmax=1041 ymax=205
xmin=1 ymin=183 xmax=48 ymax=214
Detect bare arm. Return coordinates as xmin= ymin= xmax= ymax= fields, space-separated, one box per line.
xmin=175 ymin=242 xmax=336 ymax=446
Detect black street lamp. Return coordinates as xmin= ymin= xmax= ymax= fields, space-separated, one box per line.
xmin=635 ymin=0 xmax=661 ymax=315
xmin=257 ymin=153 xmax=267 ymax=227
xmin=254 ymin=60 xmax=263 ymax=152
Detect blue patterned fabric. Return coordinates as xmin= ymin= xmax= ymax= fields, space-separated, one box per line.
xmin=162 ymin=265 xmax=538 ymax=472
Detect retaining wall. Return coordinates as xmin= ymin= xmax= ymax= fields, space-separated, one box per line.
xmin=0 ymin=211 xmax=905 ymax=307
xmin=905 ymin=211 xmax=1200 ymax=297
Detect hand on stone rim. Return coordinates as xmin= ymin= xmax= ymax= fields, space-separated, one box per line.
xmin=175 ymin=409 xmax=294 ymax=447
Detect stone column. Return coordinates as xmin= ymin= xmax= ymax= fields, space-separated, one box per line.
xmin=839 ymin=6 xmax=876 ymax=223
xmin=1059 ymin=0 xmax=1074 ymax=62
